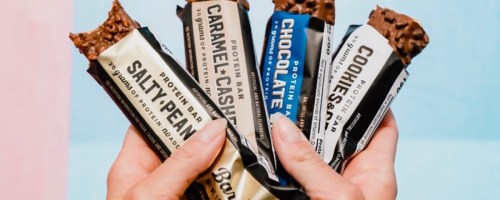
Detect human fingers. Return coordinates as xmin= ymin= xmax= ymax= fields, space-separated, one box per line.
xmin=342 ymin=110 xmax=398 ymax=200
xmin=271 ymin=114 xmax=364 ymax=200
xmin=365 ymin=109 xmax=398 ymax=162
xmin=107 ymin=125 xmax=162 ymax=200
xmin=124 ymin=119 xmax=227 ymax=200
xmin=345 ymin=109 xmax=398 ymax=171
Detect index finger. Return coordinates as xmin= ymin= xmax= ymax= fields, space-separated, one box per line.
xmin=364 ymin=109 xmax=398 ymax=162
xmin=107 ymin=125 xmax=162 ymax=200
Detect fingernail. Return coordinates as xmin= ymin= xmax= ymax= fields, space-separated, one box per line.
xmin=272 ymin=114 xmax=306 ymax=143
xmin=198 ymin=118 xmax=227 ymax=143
xmin=270 ymin=112 xmax=286 ymax=125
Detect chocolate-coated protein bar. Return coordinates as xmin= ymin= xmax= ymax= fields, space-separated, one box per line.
xmin=176 ymin=0 xmax=275 ymax=177
xmin=273 ymin=0 xmax=335 ymax=25
xmin=323 ymin=6 xmax=429 ymax=172
xmin=69 ymin=1 xmax=307 ymax=199
xmin=261 ymin=0 xmax=335 ymax=157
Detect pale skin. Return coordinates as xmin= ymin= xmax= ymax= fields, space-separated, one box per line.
xmin=107 ymin=110 xmax=398 ymax=200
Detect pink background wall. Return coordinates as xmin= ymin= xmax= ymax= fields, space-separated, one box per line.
xmin=0 ymin=0 xmax=72 ymax=199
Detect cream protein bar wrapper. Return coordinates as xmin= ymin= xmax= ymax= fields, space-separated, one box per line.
xmin=69 ymin=1 xmax=308 ymax=199
xmin=323 ymin=6 xmax=429 ymax=172
xmin=260 ymin=0 xmax=336 ymax=158
xmin=176 ymin=0 xmax=276 ymax=178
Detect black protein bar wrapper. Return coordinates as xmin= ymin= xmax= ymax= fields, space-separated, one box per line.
xmin=260 ymin=11 xmax=334 ymax=156
xmin=88 ymin=27 xmax=307 ymax=199
xmin=323 ymin=24 xmax=409 ymax=173
xmin=177 ymin=1 xmax=276 ymax=176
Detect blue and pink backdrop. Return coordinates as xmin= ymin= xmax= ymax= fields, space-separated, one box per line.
xmin=1 ymin=0 xmax=499 ymax=199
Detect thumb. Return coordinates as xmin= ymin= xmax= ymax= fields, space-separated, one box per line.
xmin=271 ymin=114 xmax=363 ymax=199
xmin=125 ymin=119 xmax=227 ymax=199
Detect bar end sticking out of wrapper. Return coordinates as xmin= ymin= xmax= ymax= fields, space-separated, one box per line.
xmin=368 ymin=6 xmax=430 ymax=65
xmin=69 ymin=0 xmax=140 ymax=61
xmin=273 ymin=0 xmax=335 ymax=25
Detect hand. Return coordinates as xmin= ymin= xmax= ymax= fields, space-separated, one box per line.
xmin=271 ymin=110 xmax=398 ymax=200
xmin=107 ymin=119 xmax=227 ymax=200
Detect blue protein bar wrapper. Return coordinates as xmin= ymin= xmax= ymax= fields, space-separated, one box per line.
xmin=176 ymin=1 xmax=308 ymax=197
xmin=70 ymin=1 xmax=308 ymax=199
xmin=87 ymin=28 xmax=307 ymax=200
xmin=260 ymin=11 xmax=334 ymax=155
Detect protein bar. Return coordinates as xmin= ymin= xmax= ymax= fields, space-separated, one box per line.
xmin=177 ymin=0 xmax=276 ymax=175
xmin=323 ymin=6 xmax=429 ymax=172
xmin=273 ymin=0 xmax=335 ymax=25
xmin=260 ymin=0 xmax=335 ymax=157
xmin=70 ymin=1 xmax=307 ymax=199
xmin=368 ymin=6 xmax=429 ymax=65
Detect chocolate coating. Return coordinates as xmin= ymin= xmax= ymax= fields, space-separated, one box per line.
xmin=273 ymin=0 xmax=335 ymax=25
xmin=69 ymin=0 xmax=139 ymax=61
xmin=368 ymin=6 xmax=429 ymax=65
xmin=186 ymin=0 xmax=250 ymax=10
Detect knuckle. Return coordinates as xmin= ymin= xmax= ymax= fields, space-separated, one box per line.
xmin=171 ymin=138 xmax=205 ymax=161
xmin=291 ymin=142 xmax=322 ymax=164
xmin=124 ymin=184 xmax=149 ymax=200
xmin=168 ymin=140 xmax=206 ymax=173
xmin=337 ymin=184 xmax=365 ymax=200
xmin=379 ymin=173 xmax=397 ymax=197
xmin=171 ymin=147 xmax=197 ymax=162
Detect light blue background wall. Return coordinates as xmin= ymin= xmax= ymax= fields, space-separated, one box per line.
xmin=70 ymin=0 xmax=500 ymax=199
